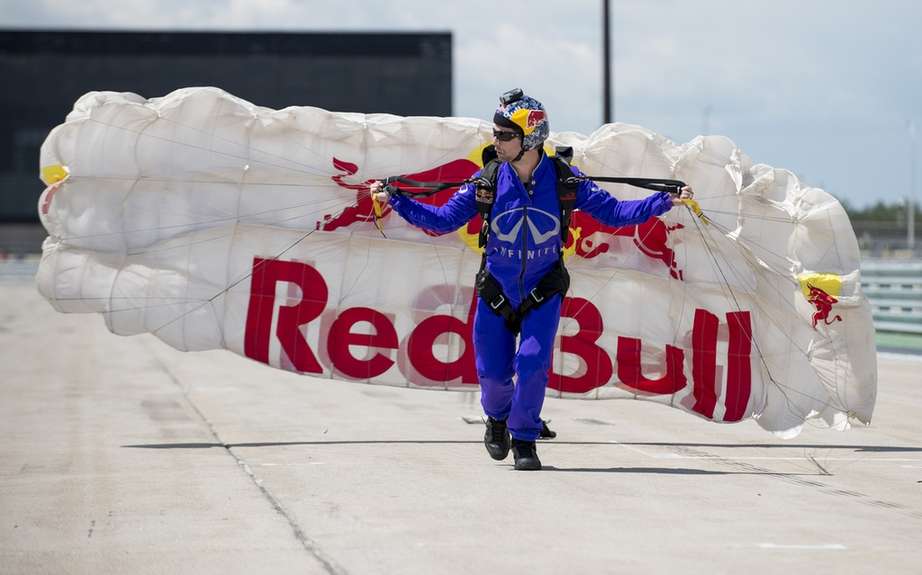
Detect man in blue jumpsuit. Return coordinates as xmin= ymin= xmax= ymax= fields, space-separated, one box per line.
xmin=371 ymin=90 xmax=691 ymax=470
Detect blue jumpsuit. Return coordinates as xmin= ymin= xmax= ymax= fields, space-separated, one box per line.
xmin=389 ymin=154 xmax=673 ymax=441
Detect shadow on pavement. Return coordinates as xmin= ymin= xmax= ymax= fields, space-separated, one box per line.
xmin=619 ymin=442 xmax=922 ymax=452
xmin=541 ymin=466 xmax=815 ymax=475
xmin=122 ymin=440 xmax=482 ymax=449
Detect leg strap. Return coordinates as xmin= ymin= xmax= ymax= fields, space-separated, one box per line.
xmin=476 ymin=262 xmax=570 ymax=334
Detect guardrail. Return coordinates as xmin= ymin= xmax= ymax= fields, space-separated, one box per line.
xmin=0 ymin=255 xmax=39 ymax=281
xmin=861 ymin=259 xmax=922 ymax=334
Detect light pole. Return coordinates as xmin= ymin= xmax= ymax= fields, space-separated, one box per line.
xmin=603 ymin=0 xmax=614 ymax=125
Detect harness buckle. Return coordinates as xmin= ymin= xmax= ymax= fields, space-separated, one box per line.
xmin=489 ymin=294 xmax=506 ymax=310
xmin=529 ymin=288 xmax=544 ymax=304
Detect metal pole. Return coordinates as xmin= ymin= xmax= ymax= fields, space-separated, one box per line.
xmin=603 ymin=0 xmax=613 ymax=125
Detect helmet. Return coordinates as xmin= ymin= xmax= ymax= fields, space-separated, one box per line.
xmin=493 ymin=89 xmax=549 ymax=152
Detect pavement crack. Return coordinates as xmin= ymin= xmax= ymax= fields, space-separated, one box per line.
xmin=808 ymin=455 xmax=833 ymax=476
xmin=148 ymin=348 xmax=347 ymax=575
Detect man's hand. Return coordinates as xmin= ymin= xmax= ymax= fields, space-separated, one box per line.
xmin=370 ymin=181 xmax=390 ymax=204
xmin=671 ymin=186 xmax=694 ymax=206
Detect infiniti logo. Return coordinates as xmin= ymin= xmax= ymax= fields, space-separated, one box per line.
xmin=490 ymin=208 xmax=560 ymax=245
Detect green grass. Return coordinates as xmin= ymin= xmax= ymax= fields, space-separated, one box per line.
xmin=876 ymin=331 xmax=922 ymax=354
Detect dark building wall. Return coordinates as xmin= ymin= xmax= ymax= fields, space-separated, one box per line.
xmin=0 ymin=30 xmax=452 ymax=222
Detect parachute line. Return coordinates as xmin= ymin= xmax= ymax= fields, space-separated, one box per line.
xmin=688 ymin=210 xmax=850 ymax=417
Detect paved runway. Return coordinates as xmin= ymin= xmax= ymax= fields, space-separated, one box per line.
xmin=2 ymin=278 xmax=920 ymax=574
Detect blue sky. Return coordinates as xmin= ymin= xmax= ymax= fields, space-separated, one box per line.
xmin=3 ymin=0 xmax=920 ymax=207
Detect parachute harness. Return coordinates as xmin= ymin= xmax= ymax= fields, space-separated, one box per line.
xmin=373 ymin=150 xmax=691 ymax=334
xmin=371 ymin=172 xmax=690 ymax=235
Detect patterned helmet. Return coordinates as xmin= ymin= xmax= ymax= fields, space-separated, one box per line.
xmin=493 ymin=89 xmax=549 ymax=152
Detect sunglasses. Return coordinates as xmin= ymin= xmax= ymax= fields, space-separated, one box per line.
xmin=492 ymin=130 xmax=520 ymax=142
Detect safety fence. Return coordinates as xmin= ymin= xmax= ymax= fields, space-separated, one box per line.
xmin=861 ymin=259 xmax=922 ymax=334
xmin=0 ymin=255 xmax=39 ymax=282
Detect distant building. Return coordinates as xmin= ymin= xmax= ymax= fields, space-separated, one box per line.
xmin=0 ymin=30 xmax=452 ymax=222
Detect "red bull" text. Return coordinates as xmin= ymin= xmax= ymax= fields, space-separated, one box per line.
xmin=243 ymin=259 xmax=753 ymax=422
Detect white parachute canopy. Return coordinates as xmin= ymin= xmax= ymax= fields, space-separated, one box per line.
xmin=36 ymin=87 xmax=877 ymax=437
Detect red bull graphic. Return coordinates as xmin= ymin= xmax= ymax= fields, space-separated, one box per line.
xmin=40 ymin=181 xmax=63 ymax=216
xmin=316 ymin=157 xmax=384 ymax=231
xmin=567 ymin=211 xmax=685 ymax=280
xmin=318 ymin=157 xmax=479 ymax=233
xmin=39 ymin=164 xmax=70 ymax=216
xmin=243 ymin=258 xmax=753 ymax=422
xmin=393 ymin=159 xmax=479 ymax=206
xmin=807 ymin=284 xmax=843 ymax=328
xmin=527 ymin=110 xmax=546 ymax=130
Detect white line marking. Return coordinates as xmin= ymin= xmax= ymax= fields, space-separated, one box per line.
xmin=606 ymin=440 xmax=659 ymax=458
xmin=758 ymin=543 xmax=847 ymax=550
xmin=622 ymin=451 xmax=919 ymax=462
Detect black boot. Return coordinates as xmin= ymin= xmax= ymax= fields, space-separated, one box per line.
xmin=512 ymin=438 xmax=542 ymax=471
xmin=483 ymin=417 xmax=511 ymax=461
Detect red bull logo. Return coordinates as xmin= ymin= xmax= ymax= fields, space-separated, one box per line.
xmin=566 ymin=211 xmax=685 ymax=280
xmin=40 ymin=181 xmax=63 ymax=216
xmin=317 ymin=157 xmax=478 ymax=233
xmin=807 ymin=285 xmax=842 ymax=328
xmin=316 ymin=157 xmax=382 ymax=231
xmin=39 ymin=164 xmax=70 ymax=216
xmin=797 ymin=273 xmax=844 ymax=330
xmin=526 ymin=110 xmax=546 ymax=129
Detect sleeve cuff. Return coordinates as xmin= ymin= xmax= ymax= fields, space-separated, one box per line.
xmin=388 ymin=193 xmax=408 ymax=210
xmin=654 ymin=191 xmax=673 ymax=215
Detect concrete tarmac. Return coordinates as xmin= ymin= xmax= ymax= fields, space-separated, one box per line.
xmin=2 ymin=279 xmax=921 ymax=574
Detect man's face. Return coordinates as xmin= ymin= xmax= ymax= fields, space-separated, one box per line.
xmin=492 ymin=124 xmax=523 ymax=162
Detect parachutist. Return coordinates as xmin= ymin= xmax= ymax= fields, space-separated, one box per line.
xmin=376 ymin=89 xmax=685 ymax=471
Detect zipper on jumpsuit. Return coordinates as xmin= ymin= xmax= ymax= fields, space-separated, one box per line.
xmin=518 ymin=180 xmax=534 ymax=303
